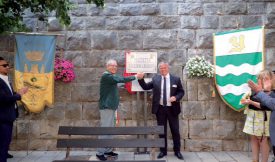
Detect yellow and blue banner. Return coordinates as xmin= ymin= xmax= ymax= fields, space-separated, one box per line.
xmin=15 ymin=33 xmax=56 ymax=113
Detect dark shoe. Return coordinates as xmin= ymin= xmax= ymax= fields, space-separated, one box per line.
xmin=157 ymin=152 xmax=167 ymax=159
xmin=104 ymin=151 xmax=118 ymax=157
xmin=7 ymin=153 xmax=13 ymax=158
xmin=175 ymin=152 xmax=184 ymax=160
xmin=96 ymin=154 xmax=107 ymax=161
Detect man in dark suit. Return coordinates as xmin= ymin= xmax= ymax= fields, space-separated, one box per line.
xmin=0 ymin=57 xmax=28 ymax=162
xmin=137 ymin=62 xmax=185 ymax=160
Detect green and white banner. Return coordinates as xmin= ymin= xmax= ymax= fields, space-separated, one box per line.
xmin=214 ymin=26 xmax=264 ymax=111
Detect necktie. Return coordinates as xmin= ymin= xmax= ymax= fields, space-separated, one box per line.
xmin=163 ymin=77 xmax=167 ymax=106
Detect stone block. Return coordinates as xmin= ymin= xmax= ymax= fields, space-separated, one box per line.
xmin=203 ymin=3 xmax=223 ymax=15
xmin=180 ymin=16 xmax=200 ymax=29
xmin=46 ymin=103 xmax=66 ymax=120
xmin=54 ymin=82 xmax=72 ymax=102
xmin=266 ymin=48 xmax=275 ymax=68
xmin=48 ymin=18 xmax=63 ymax=31
xmin=64 ymin=51 xmax=89 ymax=68
xmin=178 ymin=3 xmax=203 ymax=15
xmin=83 ymin=50 xmax=110 ymax=68
xmin=151 ymin=16 xmax=180 ymax=29
xmin=248 ymin=2 xmax=265 ymax=14
xmin=120 ymin=4 xmax=142 ymax=16
xmin=141 ymin=3 xmax=160 ymax=15
xmin=265 ymin=15 xmax=275 ymax=29
xmin=106 ymin=17 xmax=131 ymax=30
xmin=82 ymin=102 xmax=100 ymax=120
xmin=168 ymin=49 xmax=188 ymax=66
xmin=204 ymin=101 xmax=220 ymax=120
xmin=64 ymin=102 xmax=82 ymax=120
xmin=68 ymin=17 xmax=86 ymax=30
xmin=189 ymin=120 xmax=213 ymax=139
xmin=16 ymin=120 xmax=41 ymax=139
xmin=182 ymin=101 xmax=205 ymax=120
xmin=66 ymin=31 xmax=91 ymax=50
xmin=213 ymin=120 xmax=235 ymax=139
xmin=185 ymin=139 xmax=222 ymax=151
xmin=180 ymin=120 xmax=189 ymax=138
xmin=74 ymin=68 xmax=97 ymax=83
xmin=119 ymin=101 xmax=133 ymax=120
xmin=144 ymin=30 xmax=177 ymax=49
xmin=198 ymin=78 xmax=213 ymax=101
xmin=220 ymin=16 xmax=241 ymax=29
xmin=219 ymin=102 xmax=245 ymax=121
xmin=267 ymin=2 xmax=275 ymax=14
xmin=87 ymin=4 xmax=100 ymax=16
xmin=222 ymin=139 xmax=249 ymax=151
xmin=85 ymin=17 xmax=105 ymax=29
xmin=200 ymin=16 xmax=219 ymax=29
xmin=177 ymin=29 xmax=195 ymax=48
xmin=224 ymin=3 xmax=247 ymax=15
xmin=235 ymin=120 xmax=246 ymax=139
xmin=186 ymin=79 xmax=198 ymax=101
xmin=265 ymin=30 xmax=275 ymax=48
xmin=91 ymin=31 xmax=118 ymax=49
xmin=160 ymin=3 xmax=178 ymax=15
xmin=241 ymin=15 xmax=263 ymax=28
xmin=131 ymin=16 xmax=152 ymax=29
xmin=70 ymin=4 xmax=87 ymax=16
xmin=118 ymin=31 xmax=143 ymax=49
xmin=196 ymin=29 xmax=215 ymax=49
xmin=71 ymin=84 xmax=99 ymax=102
xmin=40 ymin=120 xmax=62 ymax=138
xmin=99 ymin=4 xmax=120 ymax=16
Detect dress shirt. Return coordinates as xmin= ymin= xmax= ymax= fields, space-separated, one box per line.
xmin=160 ymin=74 xmax=171 ymax=106
xmin=0 ymin=74 xmax=12 ymax=94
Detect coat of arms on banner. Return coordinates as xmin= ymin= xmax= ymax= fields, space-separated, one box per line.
xmin=15 ymin=34 xmax=56 ymax=113
xmin=213 ymin=26 xmax=264 ymax=111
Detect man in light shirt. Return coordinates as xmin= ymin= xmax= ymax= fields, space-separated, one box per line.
xmin=137 ymin=62 xmax=185 ymax=160
xmin=0 ymin=57 xmax=28 ymax=162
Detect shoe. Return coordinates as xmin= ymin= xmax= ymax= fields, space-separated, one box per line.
xmin=104 ymin=151 xmax=118 ymax=157
xmin=96 ymin=154 xmax=107 ymax=161
xmin=175 ymin=152 xmax=184 ymax=160
xmin=7 ymin=153 xmax=13 ymax=158
xmin=157 ymin=152 xmax=167 ymax=159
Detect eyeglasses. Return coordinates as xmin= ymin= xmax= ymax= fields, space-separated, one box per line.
xmin=0 ymin=64 xmax=9 ymax=68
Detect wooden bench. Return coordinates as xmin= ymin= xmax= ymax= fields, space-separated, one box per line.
xmin=53 ymin=126 xmax=165 ymax=162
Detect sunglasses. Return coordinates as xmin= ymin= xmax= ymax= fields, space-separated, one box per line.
xmin=0 ymin=64 xmax=9 ymax=68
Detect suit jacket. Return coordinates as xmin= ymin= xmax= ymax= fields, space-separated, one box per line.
xmin=256 ymin=90 xmax=275 ymax=146
xmin=138 ymin=74 xmax=184 ymax=115
xmin=0 ymin=78 xmax=21 ymax=123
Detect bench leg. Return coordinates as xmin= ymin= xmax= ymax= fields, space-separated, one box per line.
xmin=65 ymin=147 xmax=70 ymax=159
xmin=151 ymin=147 xmax=156 ymax=160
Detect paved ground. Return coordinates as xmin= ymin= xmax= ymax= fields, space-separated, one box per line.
xmin=6 ymin=151 xmax=275 ymax=162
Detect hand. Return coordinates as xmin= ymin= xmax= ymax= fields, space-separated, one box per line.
xmin=18 ymin=87 xmax=28 ymax=95
xmin=248 ymin=80 xmax=262 ymax=93
xmin=169 ymin=96 xmax=177 ymax=102
xmin=136 ymin=72 xmax=144 ymax=79
xmin=241 ymin=99 xmax=251 ymax=105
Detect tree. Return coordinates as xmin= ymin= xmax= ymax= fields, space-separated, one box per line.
xmin=0 ymin=0 xmax=104 ymax=34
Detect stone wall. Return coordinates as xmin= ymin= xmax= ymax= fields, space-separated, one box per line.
xmin=1 ymin=0 xmax=275 ymax=151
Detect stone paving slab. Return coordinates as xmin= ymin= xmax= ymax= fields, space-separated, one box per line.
xmin=6 ymin=151 xmax=274 ymax=162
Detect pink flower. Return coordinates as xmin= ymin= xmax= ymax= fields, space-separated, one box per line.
xmin=54 ymin=57 xmax=75 ymax=83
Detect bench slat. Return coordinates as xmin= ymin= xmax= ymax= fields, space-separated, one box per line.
xmin=58 ymin=126 xmax=164 ymax=135
xmin=57 ymin=139 xmax=164 ymax=148
xmin=53 ymin=160 xmax=166 ymax=162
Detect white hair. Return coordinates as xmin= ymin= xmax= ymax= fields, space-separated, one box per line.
xmin=106 ymin=59 xmax=117 ymax=66
xmin=158 ymin=62 xmax=169 ymax=69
